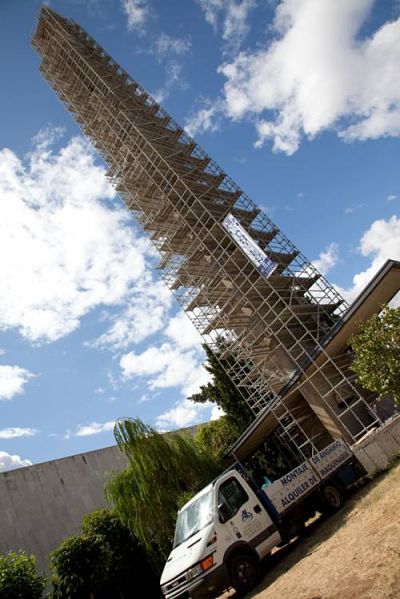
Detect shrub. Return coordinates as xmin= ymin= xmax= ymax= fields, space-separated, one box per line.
xmin=0 ymin=550 xmax=45 ymax=599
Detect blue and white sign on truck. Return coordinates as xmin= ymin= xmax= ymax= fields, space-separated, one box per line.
xmin=264 ymin=461 xmax=320 ymax=514
xmin=160 ymin=439 xmax=365 ymax=599
xmin=310 ymin=439 xmax=353 ymax=479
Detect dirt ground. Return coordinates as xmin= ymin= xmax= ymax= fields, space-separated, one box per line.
xmin=228 ymin=462 xmax=400 ymax=599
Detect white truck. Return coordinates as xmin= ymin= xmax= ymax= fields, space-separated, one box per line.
xmin=160 ymin=439 xmax=366 ymax=599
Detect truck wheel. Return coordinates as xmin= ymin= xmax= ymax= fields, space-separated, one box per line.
xmin=229 ymin=552 xmax=258 ymax=595
xmin=322 ymin=484 xmax=344 ymax=512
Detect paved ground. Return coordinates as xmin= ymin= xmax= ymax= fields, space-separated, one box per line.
xmin=223 ymin=462 xmax=400 ymax=599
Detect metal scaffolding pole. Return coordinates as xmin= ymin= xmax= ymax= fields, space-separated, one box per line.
xmin=32 ymin=6 xmax=380 ymax=456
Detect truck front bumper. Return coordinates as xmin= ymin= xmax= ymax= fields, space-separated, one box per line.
xmin=164 ymin=563 xmax=229 ymax=599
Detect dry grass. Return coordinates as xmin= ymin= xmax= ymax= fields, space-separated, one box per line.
xmin=244 ymin=463 xmax=400 ymax=599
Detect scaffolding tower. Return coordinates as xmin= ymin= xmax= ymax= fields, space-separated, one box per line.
xmin=32 ymin=7 xmax=380 ymax=458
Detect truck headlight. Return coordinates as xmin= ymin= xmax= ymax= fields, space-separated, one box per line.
xmin=188 ymin=563 xmax=203 ymax=578
xmin=188 ymin=554 xmax=214 ymax=579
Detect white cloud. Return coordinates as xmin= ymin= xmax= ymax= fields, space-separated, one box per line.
xmin=387 ymin=194 xmax=397 ymax=202
xmin=152 ymin=33 xmax=191 ymax=62
xmin=120 ymin=342 xmax=211 ymax=397
xmin=0 ymin=451 xmax=32 ymax=472
xmin=153 ymin=61 xmax=188 ymax=104
xmin=313 ymin=242 xmax=339 ymax=276
xmin=156 ymin=398 xmax=210 ymax=430
xmin=137 ymin=34 xmax=190 ymax=103
xmin=73 ymin=420 xmax=115 ymax=437
xmin=185 ymin=97 xmax=224 ymax=138
xmin=345 ymin=203 xmax=364 ymax=214
xmin=122 ymin=0 xmax=150 ymax=31
xmin=218 ymin=0 xmax=400 ymax=154
xmin=0 ymin=427 xmax=37 ymax=439
xmin=137 ymin=393 xmax=151 ymax=404
xmin=337 ymin=215 xmax=400 ymax=303
xmin=0 ymin=366 xmax=34 ymax=401
xmin=197 ymin=0 xmax=256 ymax=50
xmin=32 ymin=125 xmax=65 ymax=148
xmin=164 ymin=311 xmax=203 ymax=350
xmin=0 ymin=130 xmax=149 ymax=343
xmin=105 ymin=369 xmax=121 ymax=391
xmin=91 ymin=276 xmax=172 ymax=350
xmin=210 ymin=404 xmax=224 ymax=420
xmin=221 ymin=0 xmax=256 ymax=47
xmin=198 ymin=0 xmax=224 ymax=30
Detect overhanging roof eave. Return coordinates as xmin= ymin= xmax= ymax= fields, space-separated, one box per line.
xmin=226 ymin=259 xmax=400 ymax=462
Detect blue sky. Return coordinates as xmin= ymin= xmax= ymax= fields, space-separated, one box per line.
xmin=0 ymin=0 xmax=399 ymax=471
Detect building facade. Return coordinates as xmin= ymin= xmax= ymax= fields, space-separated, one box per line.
xmin=32 ymin=7 xmax=398 ymax=462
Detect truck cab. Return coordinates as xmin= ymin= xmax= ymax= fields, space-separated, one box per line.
xmin=160 ymin=469 xmax=280 ymax=599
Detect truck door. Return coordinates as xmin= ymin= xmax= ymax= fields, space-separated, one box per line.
xmin=216 ymin=473 xmax=280 ymax=558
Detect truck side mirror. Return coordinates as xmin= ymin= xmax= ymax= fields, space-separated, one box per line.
xmin=218 ymin=502 xmax=230 ymax=524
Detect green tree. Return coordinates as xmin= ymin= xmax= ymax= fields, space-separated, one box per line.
xmin=50 ymin=509 xmax=161 ymax=598
xmin=106 ymin=418 xmax=220 ymax=569
xmin=81 ymin=509 xmax=160 ymax=598
xmin=0 ymin=551 xmax=45 ymax=599
xmin=50 ymin=535 xmax=109 ymax=598
xmin=190 ymin=343 xmax=291 ymax=478
xmin=195 ymin=416 xmax=240 ymax=461
xmin=350 ymin=305 xmax=400 ymax=405
xmin=190 ymin=344 xmax=254 ymax=432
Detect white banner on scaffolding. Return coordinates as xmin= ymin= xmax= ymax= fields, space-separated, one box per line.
xmin=222 ymin=213 xmax=277 ymax=279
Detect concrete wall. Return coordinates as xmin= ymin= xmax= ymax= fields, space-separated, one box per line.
xmin=352 ymin=414 xmax=400 ymax=475
xmin=0 ymin=445 xmax=127 ymax=573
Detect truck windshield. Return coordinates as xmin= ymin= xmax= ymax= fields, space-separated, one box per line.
xmin=174 ymin=490 xmax=213 ymax=548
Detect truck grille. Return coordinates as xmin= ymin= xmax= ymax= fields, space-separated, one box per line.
xmin=165 ymin=572 xmax=189 ymax=594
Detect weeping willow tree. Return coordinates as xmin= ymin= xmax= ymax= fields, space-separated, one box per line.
xmin=105 ymin=418 xmax=221 ymax=570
